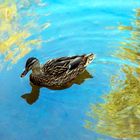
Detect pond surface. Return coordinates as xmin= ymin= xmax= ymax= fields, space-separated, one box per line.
xmin=0 ymin=0 xmax=140 ymax=140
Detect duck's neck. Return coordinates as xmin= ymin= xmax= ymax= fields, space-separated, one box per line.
xmin=32 ymin=64 xmax=43 ymax=75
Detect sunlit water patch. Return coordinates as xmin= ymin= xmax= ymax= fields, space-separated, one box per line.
xmin=0 ymin=0 xmax=50 ymax=70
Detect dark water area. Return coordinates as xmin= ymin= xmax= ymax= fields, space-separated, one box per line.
xmin=0 ymin=0 xmax=140 ymax=140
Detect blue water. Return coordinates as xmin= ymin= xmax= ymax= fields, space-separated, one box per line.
xmin=0 ymin=0 xmax=140 ymax=140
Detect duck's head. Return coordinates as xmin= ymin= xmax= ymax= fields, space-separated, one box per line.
xmin=21 ymin=57 xmax=39 ymax=78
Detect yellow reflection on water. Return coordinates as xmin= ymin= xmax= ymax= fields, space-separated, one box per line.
xmin=0 ymin=1 xmax=17 ymax=21
xmin=0 ymin=1 xmax=49 ymax=69
xmin=118 ymin=25 xmax=133 ymax=31
xmin=136 ymin=9 xmax=140 ymax=17
xmin=85 ymin=8 xmax=140 ymax=139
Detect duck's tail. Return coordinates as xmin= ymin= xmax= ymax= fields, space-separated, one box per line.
xmin=84 ymin=53 xmax=96 ymax=67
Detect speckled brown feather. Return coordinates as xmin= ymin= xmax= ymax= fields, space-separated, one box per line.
xmin=30 ymin=54 xmax=89 ymax=87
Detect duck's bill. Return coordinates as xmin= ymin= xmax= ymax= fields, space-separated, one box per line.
xmin=20 ymin=70 xmax=28 ymax=78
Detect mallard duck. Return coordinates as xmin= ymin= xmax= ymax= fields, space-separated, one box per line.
xmin=21 ymin=70 xmax=93 ymax=104
xmin=21 ymin=53 xmax=95 ymax=87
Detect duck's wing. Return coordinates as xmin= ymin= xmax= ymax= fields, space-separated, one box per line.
xmin=42 ymin=55 xmax=85 ymax=76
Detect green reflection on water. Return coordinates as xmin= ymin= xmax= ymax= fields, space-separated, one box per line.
xmin=85 ymin=8 xmax=140 ymax=139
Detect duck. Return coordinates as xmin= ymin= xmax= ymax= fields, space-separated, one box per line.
xmin=20 ymin=53 xmax=95 ymax=87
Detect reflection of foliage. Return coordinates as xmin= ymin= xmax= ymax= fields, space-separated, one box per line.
xmin=85 ymin=8 xmax=140 ymax=139
xmin=117 ymin=9 xmax=140 ymax=65
xmin=0 ymin=1 xmax=50 ymax=69
xmin=86 ymin=66 xmax=140 ymax=139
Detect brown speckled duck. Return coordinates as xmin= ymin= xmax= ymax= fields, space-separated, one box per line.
xmin=21 ymin=53 xmax=95 ymax=87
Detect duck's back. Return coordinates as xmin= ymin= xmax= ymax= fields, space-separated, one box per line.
xmin=30 ymin=54 xmax=94 ymax=87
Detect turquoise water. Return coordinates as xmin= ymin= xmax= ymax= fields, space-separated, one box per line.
xmin=0 ymin=0 xmax=140 ymax=140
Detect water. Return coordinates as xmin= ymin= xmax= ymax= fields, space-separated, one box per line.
xmin=0 ymin=0 xmax=140 ymax=140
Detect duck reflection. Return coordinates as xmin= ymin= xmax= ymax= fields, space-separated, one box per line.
xmin=21 ymin=70 xmax=93 ymax=105
xmin=21 ymin=84 xmax=40 ymax=105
